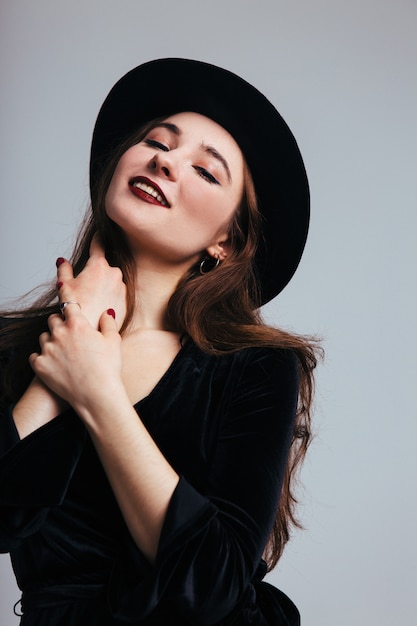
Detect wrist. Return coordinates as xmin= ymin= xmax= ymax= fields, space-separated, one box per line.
xmin=71 ymin=380 xmax=130 ymax=431
xmin=13 ymin=377 xmax=68 ymax=438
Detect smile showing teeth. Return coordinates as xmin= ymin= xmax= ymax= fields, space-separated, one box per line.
xmin=131 ymin=181 xmax=169 ymax=207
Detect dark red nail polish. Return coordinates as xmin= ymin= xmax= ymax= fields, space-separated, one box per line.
xmin=57 ymin=281 xmax=63 ymax=289
xmin=56 ymin=257 xmax=65 ymax=267
xmin=107 ymin=308 xmax=116 ymax=319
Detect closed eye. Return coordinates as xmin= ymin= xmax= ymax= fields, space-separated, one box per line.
xmin=193 ymin=166 xmax=220 ymax=185
xmin=144 ymin=138 xmax=169 ymax=152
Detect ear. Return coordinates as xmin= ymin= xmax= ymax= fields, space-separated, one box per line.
xmin=206 ymin=236 xmax=231 ymax=261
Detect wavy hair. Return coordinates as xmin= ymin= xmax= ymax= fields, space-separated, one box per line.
xmin=0 ymin=117 xmax=321 ymax=570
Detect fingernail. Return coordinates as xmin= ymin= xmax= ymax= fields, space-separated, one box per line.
xmin=56 ymin=257 xmax=65 ymax=267
xmin=57 ymin=281 xmax=63 ymax=289
xmin=107 ymin=308 xmax=116 ymax=319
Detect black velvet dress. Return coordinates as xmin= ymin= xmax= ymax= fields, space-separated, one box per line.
xmin=0 ymin=338 xmax=301 ymax=625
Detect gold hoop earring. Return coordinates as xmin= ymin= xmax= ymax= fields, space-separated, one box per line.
xmin=199 ymin=255 xmax=220 ymax=275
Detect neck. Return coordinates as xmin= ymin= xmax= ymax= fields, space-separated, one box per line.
xmin=128 ymin=257 xmax=192 ymax=332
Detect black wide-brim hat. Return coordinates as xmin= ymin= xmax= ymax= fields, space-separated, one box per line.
xmin=90 ymin=58 xmax=310 ymax=304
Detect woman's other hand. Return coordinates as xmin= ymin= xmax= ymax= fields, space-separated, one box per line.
xmin=30 ymin=307 xmax=124 ymax=414
xmin=56 ymin=234 xmax=127 ymax=331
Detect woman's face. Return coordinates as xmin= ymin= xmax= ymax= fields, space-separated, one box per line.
xmin=105 ymin=112 xmax=244 ymax=267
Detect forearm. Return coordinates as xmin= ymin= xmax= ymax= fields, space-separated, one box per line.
xmin=27 ymin=303 xmax=177 ymax=560
xmin=77 ymin=388 xmax=179 ymax=563
xmin=13 ymin=376 xmax=68 ymax=439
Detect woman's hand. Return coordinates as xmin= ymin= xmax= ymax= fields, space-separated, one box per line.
xmin=30 ymin=307 xmax=125 ymax=415
xmin=57 ymin=234 xmax=127 ymax=331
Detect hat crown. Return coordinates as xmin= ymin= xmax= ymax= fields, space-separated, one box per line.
xmin=90 ymin=58 xmax=310 ymax=304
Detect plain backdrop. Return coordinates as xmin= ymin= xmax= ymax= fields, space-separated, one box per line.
xmin=1 ymin=1 xmax=416 ymax=624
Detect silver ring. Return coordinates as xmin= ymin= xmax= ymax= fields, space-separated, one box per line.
xmin=59 ymin=301 xmax=81 ymax=315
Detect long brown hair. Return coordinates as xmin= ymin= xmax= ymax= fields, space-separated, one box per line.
xmin=0 ymin=117 xmax=321 ymax=570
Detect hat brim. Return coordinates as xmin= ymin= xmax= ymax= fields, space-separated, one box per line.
xmin=90 ymin=58 xmax=310 ymax=304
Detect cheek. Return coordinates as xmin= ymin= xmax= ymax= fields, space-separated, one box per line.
xmin=104 ymin=165 xmax=127 ymax=215
xmin=105 ymin=149 xmax=135 ymax=200
xmin=104 ymin=182 xmax=117 ymax=217
xmin=184 ymin=187 xmax=238 ymax=230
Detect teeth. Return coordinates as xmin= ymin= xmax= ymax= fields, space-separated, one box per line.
xmin=133 ymin=181 xmax=168 ymax=206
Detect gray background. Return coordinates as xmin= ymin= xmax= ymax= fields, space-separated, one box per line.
xmin=1 ymin=1 xmax=416 ymax=624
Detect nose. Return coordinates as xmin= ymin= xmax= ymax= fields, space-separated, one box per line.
xmin=148 ymin=151 xmax=178 ymax=180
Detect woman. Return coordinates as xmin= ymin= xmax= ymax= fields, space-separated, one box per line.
xmin=0 ymin=59 xmax=319 ymax=625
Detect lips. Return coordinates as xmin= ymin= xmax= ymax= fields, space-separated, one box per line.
xmin=128 ymin=177 xmax=170 ymax=208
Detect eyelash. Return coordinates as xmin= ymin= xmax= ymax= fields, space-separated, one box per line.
xmin=144 ymin=138 xmax=220 ymax=185
xmin=144 ymin=138 xmax=169 ymax=151
xmin=193 ymin=167 xmax=219 ymax=185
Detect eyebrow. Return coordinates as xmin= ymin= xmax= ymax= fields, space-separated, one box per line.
xmin=151 ymin=122 xmax=232 ymax=183
xmin=152 ymin=122 xmax=181 ymax=135
xmin=201 ymin=143 xmax=232 ymax=183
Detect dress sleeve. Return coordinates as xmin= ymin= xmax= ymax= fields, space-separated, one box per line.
xmin=0 ymin=406 xmax=86 ymax=553
xmin=0 ymin=317 xmax=87 ymax=553
xmin=108 ymin=348 xmax=299 ymax=624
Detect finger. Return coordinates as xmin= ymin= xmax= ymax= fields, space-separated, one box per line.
xmin=56 ymin=257 xmax=75 ymax=284
xmin=99 ymin=308 xmax=117 ymax=333
xmin=57 ymin=279 xmax=78 ymax=312
xmin=59 ymin=300 xmax=83 ymax=320
xmin=89 ymin=232 xmax=106 ymax=258
xmin=38 ymin=331 xmax=51 ymax=349
xmin=47 ymin=313 xmax=64 ymax=329
xmin=55 ymin=260 xmax=80 ymax=316
xmin=29 ymin=351 xmax=40 ymax=371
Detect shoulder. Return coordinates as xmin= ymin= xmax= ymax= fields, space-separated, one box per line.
xmin=201 ymin=346 xmax=300 ymax=453
xmin=233 ymin=345 xmax=298 ymax=376
xmin=231 ymin=346 xmax=300 ymax=404
xmin=187 ymin=341 xmax=299 ymax=397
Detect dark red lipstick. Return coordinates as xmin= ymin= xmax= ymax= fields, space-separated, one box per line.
xmin=128 ymin=177 xmax=170 ymax=208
